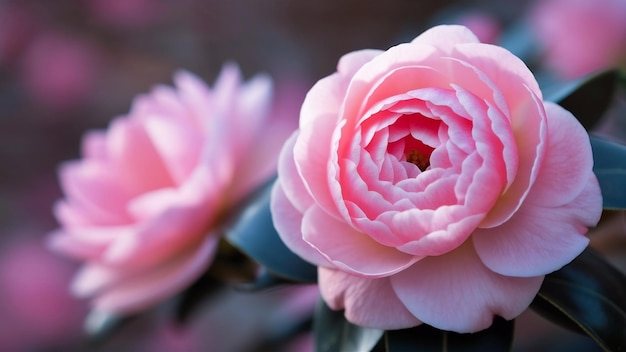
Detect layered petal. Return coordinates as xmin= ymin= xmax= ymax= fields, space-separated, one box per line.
xmin=270 ymin=182 xmax=328 ymax=267
xmin=472 ymin=175 xmax=601 ymax=277
xmin=453 ymin=42 xmax=542 ymax=102
xmin=143 ymin=115 xmax=202 ymax=185
xmin=391 ymin=241 xmax=543 ymax=333
xmin=227 ymin=109 xmax=295 ymax=203
xmin=302 ymin=206 xmax=418 ymax=277
xmin=59 ymin=161 xmax=133 ymax=225
xmin=89 ymin=235 xmax=218 ymax=313
xmin=105 ymin=116 xmax=175 ymax=193
xmin=276 ymin=132 xmax=315 ymax=213
xmin=411 ymin=24 xmax=480 ymax=53
xmin=480 ymin=87 xmax=547 ymax=227
xmin=81 ymin=130 xmax=107 ymax=160
xmin=103 ymin=183 xmax=216 ymax=269
xmin=294 ymin=73 xmax=346 ymax=218
xmin=319 ymin=267 xmax=421 ymax=329
xmin=47 ymin=228 xmax=107 ymax=260
xmin=337 ymin=49 xmax=383 ymax=78
xmin=525 ymin=102 xmax=594 ymax=207
xmin=342 ymin=42 xmax=439 ymax=123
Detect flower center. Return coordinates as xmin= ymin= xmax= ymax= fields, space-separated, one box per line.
xmin=406 ymin=149 xmax=430 ymax=171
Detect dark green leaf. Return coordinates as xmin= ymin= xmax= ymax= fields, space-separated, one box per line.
xmin=232 ymin=267 xmax=293 ymax=291
xmin=224 ymin=177 xmax=317 ymax=283
xmin=545 ymin=70 xmax=619 ymax=130
xmin=591 ymin=136 xmax=626 ymax=209
xmin=173 ymin=274 xmax=223 ymax=324
xmin=531 ymin=248 xmax=626 ymax=352
xmin=381 ymin=317 xmax=514 ymax=352
xmin=313 ymin=298 xmax=384 ymax=352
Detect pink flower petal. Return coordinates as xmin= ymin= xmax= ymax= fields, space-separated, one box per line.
xmin=358 ymin=66 xmax=450 ymax=121
xmin=71 ymin=263 xmax=131 ymax=298
xmin=172 ymin=70 xmax=213 ymax=128
xmin=453 ymin=42 xmax=542 ymax=102
xmin=450 ymin=84 xmax=517 ymax=195
xmin=81 ymin=131 xmax=107 ymax=160
xmin=302 ymin=206 xmax=418 ymax=277
xmin=126 ymin=187 xmax=179 ymax=221
xmin=526 ymin=102 xmax=594 ymax=207
xmin=276 ymin=132 xmax=315 ymax=213
xmin=102 ymin=167 xmax=222 ymax=268
xmin=103 ymin=198 xmax=211 ymax=268
xmin=227 ymin=73 xmax=297 ymax=202
xmin=295 ymin=74 xmax=346 ymax=218
xmin=394 ymin=213 xmax=484 ymax=256
xmin=105 ymin=117 xmax=174 ymax=193
xmin=480 ymin=86 xmax=547 ymax=227
xmin=270 ymin=182 xmax=328 ymax=267
xmin=211 ymin=63 xmax=241 ymax=107
xmin=391 ymin=241 xmax=543 ymax=333
xmin=54 ymin=200 xmax=95 ymax=227
xmin=472 ymin=174 xmax=601 ymax=277
xmin=337 ymin=49 xmax=383 ymax=78
xmin=230 ymin=78 xmax=301 ymax=198
xmin=47 ymin=229 xmax=106 ymax=260
xmin=342 ymin=43 xmax=438 ymax=123
xmin=202 ymin=66 xmax=273 ymax=172
xmin=57 ymin=225 xmax=132 ymax=253
xmin=319 ymin=267 xmax=421 ymax=329
xmin=411 ymin=24 xmax=480 ymax=52
xmin=143 ymin=116 xmax=202 ymax=185
xmin=133 ymin=84 xmax=186 ymax=119
xmin=91 ymin=235 xmax=219 ymax=314
xmin=225 ymin=72 xmax=273 ymax=161
xmin=59 ymin=161 xmax=133 ymax=225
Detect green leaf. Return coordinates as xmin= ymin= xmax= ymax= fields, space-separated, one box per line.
xmin=313 ymin=298 xmax=384 ymax=352
xmin=380 ymin=317 xmax=514 ymax=352
xmin=545 ymin=70 xmax=619 ymax=130
xmin=224 ymin=177 xmax=317 ymax=283
xmin=590 ymin=136 xmax=626 ymax=209
xmin=232 ymin=267 xmax=294 ymax=291
xmin=531 ymin=248 xmax=626 ymax=352
xmin=173 ymin=274 xmax=223 ymax=323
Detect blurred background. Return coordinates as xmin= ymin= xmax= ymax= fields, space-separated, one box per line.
xmin=0 ymin=0 xmax=624 ymax=351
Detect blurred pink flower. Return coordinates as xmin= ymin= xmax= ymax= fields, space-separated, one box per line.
xmin=86 ymin=0 xmax=164 ymax=29
xmin=271 ymin=25 xmax=602 ymax=333
xmin=530 ymin=0 xmax=626 ymax=78
xmin=455 ymin=12 xmax=501 ymax=44
xmin=0 ymin=238 xmax=85 ymax=347
xmin=49 ymin=64 xmax=292 ymax=314
xmin=19 ymin=32 xmax=101 ymax=111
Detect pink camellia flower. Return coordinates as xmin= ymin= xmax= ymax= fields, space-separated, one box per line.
xmin=271 ymin=25 xmax=602 ymax=333
xmin=530 ymin=0 xmax=626 ymax=79
xmin=49 ymin=64 xmax=290 ymax=314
